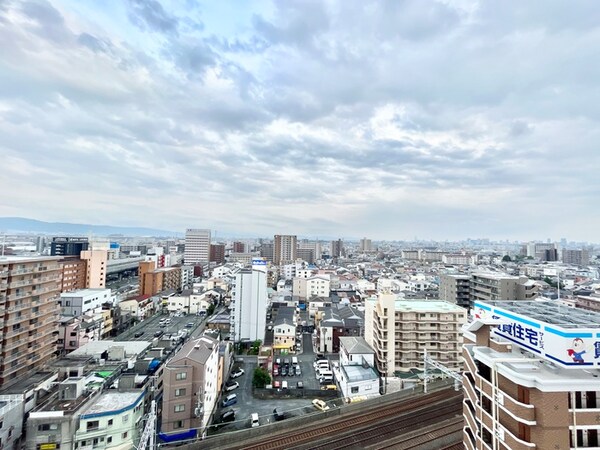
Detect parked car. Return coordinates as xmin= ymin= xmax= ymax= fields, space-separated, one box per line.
xmin=219 ymin=409 xmax=236 ymax=423
xmin=296 ymin=381 xmax=304 ymax=389
xmin=321 ymin=385 xmax=337 ymax=391
xmin=281 ymin=366 xmax=288 ymax=376
xmin=251 ymin=413 xmax=260 ymax=428
xmin=312 ymin=399 xmax=330 ymax=412
xmin=185 ymin=322 xmax=195 ymax=328
xmin=231 ymin=368 xmax=245 ymax=378
xmin=314 ymin=353 xmax=325 ymax=362
xmin=273 ymin=380 xmax=281 ymax=389
xmin=225 ymin=381 xmax=239 ymax=392
xmin=273 ymin=365 xmax=279 ymax=376
xmin=295 ymin=366 xmax=302 ymax=376
xmin=222 ymin=394 xmax=237 ymax=407
xmin=288 ymin=367 xmax=295 ymax=377
xmin=272 ymin=408 xmax=286 ymax=421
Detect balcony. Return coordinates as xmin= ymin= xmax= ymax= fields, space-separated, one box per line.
xmin=463 ymin=428 xmax=476 ymax=450
xmin=463 ymin=373 xmax=478 ymax=405
xmin=7 ymin=302 xmax=31 ymax=313
xmin=3 ymin=338 xmax=26 ymax=352
xmin=4 ymin=327 xmax=29 ymax=338
xmin=9 ymin=274 xmax=60 ymax=288
xmin=498 ymin=392 xmax=536 ymax=425
xmin=463 ymin=400 xmax=478 ymax=434
xmin=477 ymin=375 xmax=493 ymax=399
xmin=497 ymin=425 xmax=536 ymax=450
xmin=463 ymin=346 xmax=478 ymax=374
xmin=3 ymin=351 xmax=23 ymax=364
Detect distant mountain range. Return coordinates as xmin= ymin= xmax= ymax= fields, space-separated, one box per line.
xmin=0 ymin=217 xmax=183 ymax=237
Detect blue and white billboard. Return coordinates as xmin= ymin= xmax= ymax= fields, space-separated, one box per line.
xmin=474 ymin=301 xmax=600 ymax=369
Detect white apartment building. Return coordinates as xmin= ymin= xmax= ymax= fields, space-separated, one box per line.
xmin=230 ymin=259 xmax=267 ymax=343
xmin=167 ymin=292 xmax=211 ymax=315
xmin=59 ymin=288 xmax=111 ymax=316
xmin=184 ymin=229 xmax=211 ymax=265
xmin=292 ymin=275 xmax=330 ymax=300
xmin=365 ymin=292 xmax=466 ymax=376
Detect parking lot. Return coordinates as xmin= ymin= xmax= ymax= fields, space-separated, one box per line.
xmin=210 ymin=331 xmax=341 ymax=435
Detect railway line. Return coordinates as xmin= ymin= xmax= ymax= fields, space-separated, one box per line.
xmin=219 ymin=388 xmax=463 ymax=450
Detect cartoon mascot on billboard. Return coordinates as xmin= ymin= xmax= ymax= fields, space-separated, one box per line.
xmin=567 ymin=338 xmax=587 ymax=364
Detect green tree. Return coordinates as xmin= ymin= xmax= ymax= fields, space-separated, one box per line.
xmin=207 ymin=303 xmax=216 ymax=316
xmin=502 ymin=255 xmax=512 ymax=262
xmin=252 ymin=367 xmax=271 ymax=388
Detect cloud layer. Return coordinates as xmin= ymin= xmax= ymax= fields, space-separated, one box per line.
xmin=0 ymin=0 xmax=599 ymax=241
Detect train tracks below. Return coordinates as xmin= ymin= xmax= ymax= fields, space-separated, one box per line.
xmin=218 ymin=388 xmax=463 ymax=450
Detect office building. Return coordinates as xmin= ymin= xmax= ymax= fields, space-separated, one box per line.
xmin=184 ymin=229 xmax=211 ymax=265
xmin=562 ymin=249 xmax=590 ymax=266
xmin=259 ymin=242 xmax=274 ymax=262
xmin=230 ymin=258 xmax=268 ymax=343
xmin=0 ymin=256 xmax=61 ymax=387
xmin=50 ymin=237 xmax=89 ymax=256
xmin=439 ymin=274 xmax=472 ymax=309
xmin=464 ymin=300 xmax=600 ymax=450
xmin=59 ymin=288 xmax=110 ymax=316
xmin=365 ymin=292 xmax=466 ymax=376
xmin=161 ymin=335 xmax=219 ymax=440
xmin=273 ymin=235 xmax=297 ymax=266
xmin=80 ymin=249 xmax=107 ymax=289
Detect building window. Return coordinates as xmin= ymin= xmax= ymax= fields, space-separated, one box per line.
xmin=87 ymin=420 xmax=99 ymax=431
xmin=175 ymin=388 xmax=186 ymax=397
xmin=122 ymin=432 xmax=128 ymax=439
xmin=107 ymin=437 xmax=112 ymax=444
xmin=174 ymin=404 xmax=185 ymax=413
xmin=174 ymin=420 xmax=184 ymax=429
xmin=351 ymin=386 xmax=359 ymax=394
xmin=37 ymin=423 xmax=58 ymax=431
xmin=108 ymin=419 xmax=113 ymax=426
xmin=122 ymin=414 xmax=129 ymax=423
xmin=176 ymin=372 xmax=187 ymax=380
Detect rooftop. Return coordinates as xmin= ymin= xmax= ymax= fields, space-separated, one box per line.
xmin=339 ymin=336 xmax=373 ymax=355
xmin=80 ymin=390 xmax=144 ymax=417
xmin=393 ymin=300 xmax=466 ymax=313
xmin=482 ymin=300 xmax=600 ymax=329
xmin=0 ymin=255 xmax=62 ymax=263
xmin=341 ymin=364 xmax=379 ymax=383
xmin=60 ymin=289 xmax=110 ymax=298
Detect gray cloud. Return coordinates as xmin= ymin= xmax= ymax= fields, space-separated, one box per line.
xmin=0 ymin=0 xmax=599 ymax=240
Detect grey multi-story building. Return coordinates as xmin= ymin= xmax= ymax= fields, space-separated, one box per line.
xmin=439 ymin=274 xmax=472 ymax=309
xmin=470 ymin=272 xmax=538 ymax=303
xmin=273 ymin=235 xmax=296 ymax=266
xmin=562 ymin=249 xmax=590 ymax=266
xmin=184 ymin=229 xmax=211 ymax=265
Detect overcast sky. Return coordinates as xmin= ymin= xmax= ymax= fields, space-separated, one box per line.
xmin=1 ymin=0 xmax=599 ymax=241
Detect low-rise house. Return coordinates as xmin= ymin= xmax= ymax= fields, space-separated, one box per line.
xmin=336 ymin=337 xmax=380 ymax=400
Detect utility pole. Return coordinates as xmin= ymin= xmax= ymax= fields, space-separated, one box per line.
xmin=423 ymin=349 xmax=462 ymax=393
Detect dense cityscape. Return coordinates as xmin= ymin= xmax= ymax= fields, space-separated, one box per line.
xmin=0 ymin=228 xmax=598 ymax=448
xmin=2 ymin=0 xmax=600 ymax=449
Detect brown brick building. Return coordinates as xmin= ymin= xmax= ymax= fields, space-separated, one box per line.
xmin=0 ymin=256 xmax=61 ymax=387
xmin=464 ymin=300 xmax=600 ymax=449
xmin=59 ymin=257 xmax=87 ymax=292
xmin=139 ymin=261 xmax=181 ymax=296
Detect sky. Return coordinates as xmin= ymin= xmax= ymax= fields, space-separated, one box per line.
xmin=1 ymin=0 xmax=599 ymax=242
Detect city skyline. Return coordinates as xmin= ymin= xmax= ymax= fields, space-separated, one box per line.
xmin=1 ymin=1 xmax=600 ymax=241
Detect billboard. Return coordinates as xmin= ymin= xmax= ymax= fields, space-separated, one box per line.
xmin=474 ymin=301 xmax=600 ymax=369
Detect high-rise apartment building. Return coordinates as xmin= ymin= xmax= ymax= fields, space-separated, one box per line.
xmin=139 ymin=261 xmax=181 ymax=296
xmin=471 ymin=272 xmax=538 ymax=303
xmin=330 ymin=239 xmax=344 ymax=258
xmin=259 ymin=243 xmax=274 ymax=262
xmin=298 ymin=240 xmax=322 ymax=260
xmin=80 ymin=249 xmax=107 ymax=288
xmin=59 ymin=257 xmax=87 ymax=292
xmin=184 ymin=229 xmax=211 ymax=265
xmin=562 ymin=249 xmax=590 ymax=266
xmin=364 ymin=292 xmax=466 ymax=376
xmin=232 ymin=241 xmax=245 ymax=253
xmin=439 ymin=274 xmax=472 ymax=310
xmin=464 ymin=300 xmax=600 ymax=450
xmin=273 ymin=235 xmax=297 ymax=266
xmin=209 ymin=244 xmax=225 ymax=264
xmin=50 ymin=237 xmax=89 ymax=256
xmin=231 ymin=258 xmax=267 ymax=343
xmin=0 ymin=256 xmax=61 ymax=387
xmin=359 ymin=237 xmax=373 ymax=253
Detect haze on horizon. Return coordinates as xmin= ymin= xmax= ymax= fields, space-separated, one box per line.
xmin=0 ymin=0 xmax=599 ymax=242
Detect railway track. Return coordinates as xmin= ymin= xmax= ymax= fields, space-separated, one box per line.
xmin=222 ymin=389 xmax=462 ymax=450
xmin=373 ymin=417 xmax=464 ymax=449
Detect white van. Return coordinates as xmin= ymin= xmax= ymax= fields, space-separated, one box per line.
xmin=318 ymin=369 xmax=333 ymax=380
xmin=292 ymin=356 xmax=298 ymax=366
xmin=251 ymin=413 xmax=259 ymax=427
xmin=282 ymin=381 xmax=288 ymax=389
